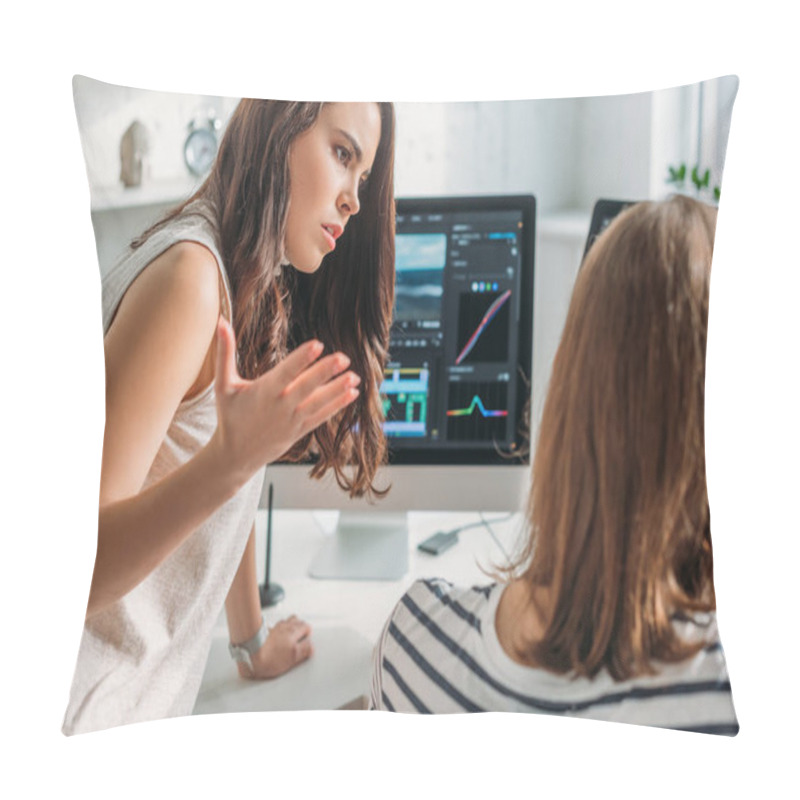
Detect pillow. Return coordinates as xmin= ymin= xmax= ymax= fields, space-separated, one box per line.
xmin=65 ymin=75 xmax=738 ymax=738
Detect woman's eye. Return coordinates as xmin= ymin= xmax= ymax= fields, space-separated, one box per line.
xmin=335 ymin=145 xmax=352 ymax=165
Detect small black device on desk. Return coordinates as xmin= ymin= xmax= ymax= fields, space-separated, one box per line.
xmin=417 ymin=530 xmax=459 ymax=555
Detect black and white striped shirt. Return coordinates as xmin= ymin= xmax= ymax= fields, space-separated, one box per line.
xmin=370 ymin=578 xmax=738 ymax=735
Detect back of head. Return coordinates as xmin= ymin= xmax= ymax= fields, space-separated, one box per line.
xmin=516 ymin=194 xmax=718 ymax=680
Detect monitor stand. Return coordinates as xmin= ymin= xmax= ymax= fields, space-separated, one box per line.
xmin=309 ymin=511 xmax=409 ymax=581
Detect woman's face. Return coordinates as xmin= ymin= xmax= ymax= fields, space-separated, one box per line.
xmin=284 ymin=102 xmax=382 ymax=273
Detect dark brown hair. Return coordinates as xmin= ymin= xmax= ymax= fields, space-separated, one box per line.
xmin=506 ymin=194 xmax=718 ymax=680
xmin=134 ymin=100 xmax=396 ymax=497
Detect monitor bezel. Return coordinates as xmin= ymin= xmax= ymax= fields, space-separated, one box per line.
xmin=582 ymin=198 xmax=638 ymax=261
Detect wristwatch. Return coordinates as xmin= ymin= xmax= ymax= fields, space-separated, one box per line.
xmin=228 ymin=617 xmax=270 ymax=673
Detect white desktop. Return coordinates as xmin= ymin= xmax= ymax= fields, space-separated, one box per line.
xmin=193 ymin=507 xmax=527 ymax=714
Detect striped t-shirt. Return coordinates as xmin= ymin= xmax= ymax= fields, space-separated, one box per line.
xmin=370 ymin=578 xmax=738 ymax=735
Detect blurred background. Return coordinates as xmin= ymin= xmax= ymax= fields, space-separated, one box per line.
xmin=72 ymin=74 xmax=738 ymax=431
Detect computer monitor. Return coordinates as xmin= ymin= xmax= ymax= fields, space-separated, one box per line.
xmin=582 ymin=198 xmax=638 ymax=260
xmin=263 ymin=194 xmax=536 ymax=580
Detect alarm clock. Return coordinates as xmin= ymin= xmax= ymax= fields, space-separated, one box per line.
xmin=183 ymin=113 xmax=221 ymax=177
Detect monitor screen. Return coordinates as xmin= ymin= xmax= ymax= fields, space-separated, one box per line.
xmin=385 ymin=195 xmax=535 ymax=464
xmin=582 ymin=198 xmax=638 ymax=261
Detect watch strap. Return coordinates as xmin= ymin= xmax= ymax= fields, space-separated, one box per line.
xmin=228 ymin=617 xmax=270 ymax=672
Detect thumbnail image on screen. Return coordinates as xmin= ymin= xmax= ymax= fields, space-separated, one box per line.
xmin=382 ymin=365 xmax=429 ymax=438
xmin=394 ymin=233 xmax=446 ymax=324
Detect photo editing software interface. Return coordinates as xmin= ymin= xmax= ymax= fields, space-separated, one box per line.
xmin=382 ymin=196 xmax=534 ymax=463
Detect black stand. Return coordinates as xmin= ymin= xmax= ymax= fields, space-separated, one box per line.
xmin=258 ymin=482 xmax=285 ymax=608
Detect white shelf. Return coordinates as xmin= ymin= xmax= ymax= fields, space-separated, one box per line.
xmin=90 ymin=176 xmax=202 ymax=213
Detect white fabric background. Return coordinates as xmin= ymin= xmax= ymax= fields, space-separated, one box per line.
xmin=3 ymin=1 xmax=796 ymax=797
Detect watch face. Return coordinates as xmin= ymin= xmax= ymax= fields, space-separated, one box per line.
xmin=184 ymin=127 xmax=218 ymax=176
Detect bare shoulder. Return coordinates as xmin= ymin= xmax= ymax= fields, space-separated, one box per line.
xmin=104 ymin=239 xmax=225 ymax=402
xmin=100 ymin=240 xmax=227 ymax=501
xmin=106 ymin=241 xmax=221 ymax=347
xmin=132 ymin=240 xmax=222 ymax=322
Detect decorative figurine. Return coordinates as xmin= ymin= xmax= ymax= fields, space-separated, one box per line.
xmin=119 ymin=120 xmax=149 ymax=188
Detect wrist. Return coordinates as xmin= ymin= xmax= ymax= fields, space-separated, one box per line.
xmin=228 ymin=616 xmax=270 ymax=675
xmin=204 ymin=430 xmax=252 ymax=501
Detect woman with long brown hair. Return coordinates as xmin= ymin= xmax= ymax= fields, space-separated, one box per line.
xmin=64 ymin=99 xmax=396 ymax=735
xmin=371 ymin=195 xmax=738 ymax=735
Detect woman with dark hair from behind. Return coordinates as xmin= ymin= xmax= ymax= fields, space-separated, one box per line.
xmin=64 ymin=99 xmax=396 ymax=735
xmin=370 ymin=195 xmax=738 ymax=735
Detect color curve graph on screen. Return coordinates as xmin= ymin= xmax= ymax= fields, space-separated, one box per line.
xmin=446 ymin=396 xmax=508 ymax=418
xmin=455 ymin=289 xmax=512 ymax=365
xmin=446 ymin=381 xmax=509 ymax=442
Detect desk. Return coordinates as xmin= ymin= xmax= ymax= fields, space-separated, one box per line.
xmin=193 ymin=509 xmax=524 ymax=715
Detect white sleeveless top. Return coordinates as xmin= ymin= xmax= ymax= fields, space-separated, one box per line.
xmin=63 ymin=203 xmax=265 ymax=735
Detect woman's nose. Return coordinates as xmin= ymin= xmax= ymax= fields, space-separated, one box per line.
xmin=339 ymin=178 xmax=361 ymax=217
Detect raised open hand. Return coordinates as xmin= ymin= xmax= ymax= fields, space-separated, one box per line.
xmin=211 ymin=316 xmax=360 ymax=483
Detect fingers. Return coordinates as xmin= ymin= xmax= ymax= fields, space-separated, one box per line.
xmin=274 ymin=616 xmax=313 ymax=665
xmin=277 ymin=615 xmax=312 ymax=641
xmin=214 ymin=316 xmax=240 ymax=395
xmin=267 ymin=338 xmax=325 ymax=387
xmin=281 ymin=353 xmax=360 ymax=432
xmin=296 ymin=371 xmax=361 ymax=430
xmin=291 ymin=618 xmax=312 ymax=641
xmin=282 ymin=350 xmax=352 ymax=399
xmin=265 ymin=346 xmax=360 ymax=436
xmin=293 ymin=636 xmax=313 ymax=665
xmin=285 ymin=617 xmax=313 ymax=664
xmin=253 ymin=617 xmax=314 ymax=678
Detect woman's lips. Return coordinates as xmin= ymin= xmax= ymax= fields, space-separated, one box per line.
xmin=322 ymin=226 xmax=336 ymax=250
xmin=321 ymin=224 xmax=342 ymax=251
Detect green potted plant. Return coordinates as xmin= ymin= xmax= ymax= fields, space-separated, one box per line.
xmin=666 ymin=162 xmax=721 ymax=203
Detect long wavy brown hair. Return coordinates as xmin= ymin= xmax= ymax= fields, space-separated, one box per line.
xmin=133 ymin=100 xmax=396 ymax=498
xmin=505 ymin=195 xmax=718 ymax=680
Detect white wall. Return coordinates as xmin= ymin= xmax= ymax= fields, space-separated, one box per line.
xmin=394 ymin=99 xmax=579 ymax=212
xmin=574 ymin=90 xmax=654 ymax=206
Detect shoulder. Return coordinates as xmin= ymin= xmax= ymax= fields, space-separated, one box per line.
xmin=142 ymin=241 xmax=222 ymax=317
xmin=104 ymin=240 xmax=224 ymax=398
xmin=404 ymin=577 xmax=497 ymax=608
xmin=671 ymin=609 xmax=720 ymax=645
xmin=110 ymin=240 xmax=222 ymax=340
xmin=384 ymin=577 xmax=496 ymax=642
xmin=391 ymin=577 xmax=457 ymax=615
xmin=371 ymin=578 xmax=497 ymax=711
